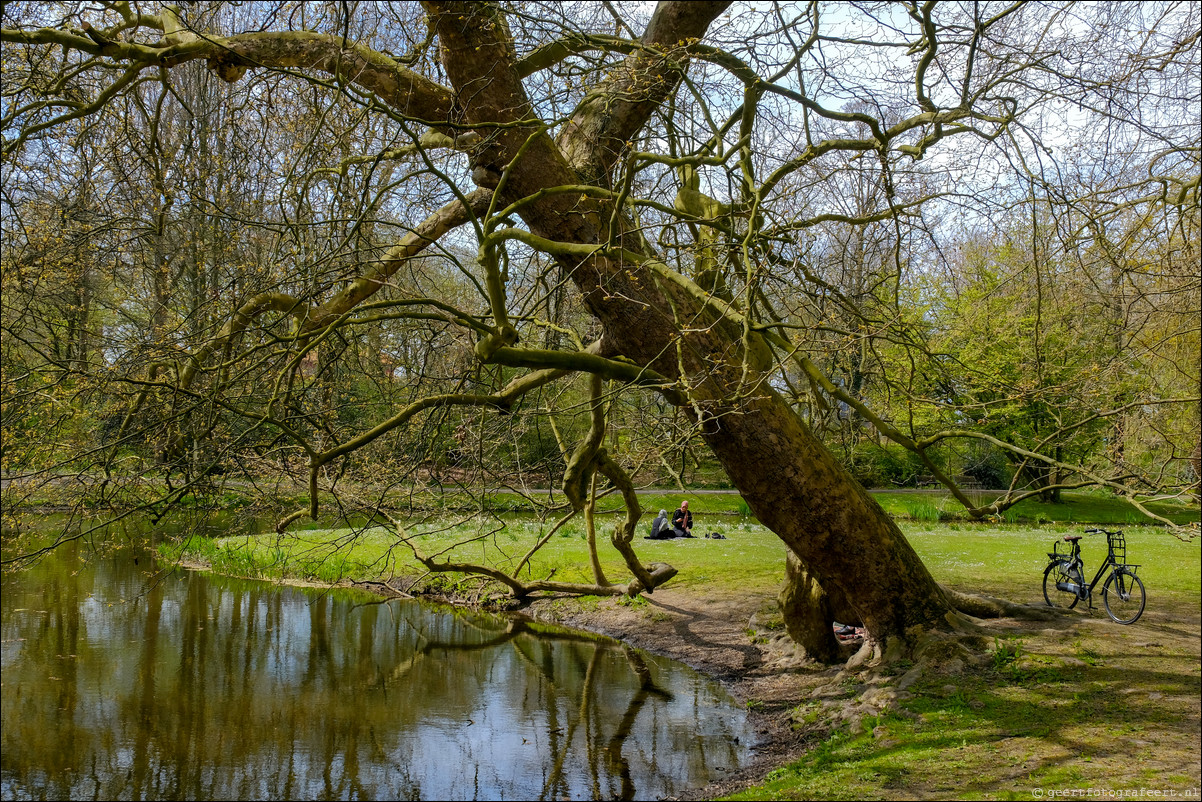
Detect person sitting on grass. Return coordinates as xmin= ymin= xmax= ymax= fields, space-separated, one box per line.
xmin=671 ymin=500 xmax=695 ymax=538
xmin=646 ymin=509 xmax=672 ymax=539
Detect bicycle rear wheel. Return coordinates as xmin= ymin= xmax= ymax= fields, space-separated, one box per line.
xmin=1102 ymin=571 xmax=1146 ymax=624
xmin=1043 ymin=562 xmax=1080 ymax=609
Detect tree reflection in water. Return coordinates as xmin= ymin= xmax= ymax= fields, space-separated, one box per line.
xmin=1 ymin=536 xmax=753 ymax=801
xmin=419 ymin=616 xmax=680 ymax=801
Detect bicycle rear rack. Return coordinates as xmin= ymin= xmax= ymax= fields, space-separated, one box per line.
xmin=1050 ymin=540 xmax=1073 ymax=560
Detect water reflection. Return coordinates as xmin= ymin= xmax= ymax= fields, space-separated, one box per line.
xmin=1 ymin=529 xmax=752 ymax=800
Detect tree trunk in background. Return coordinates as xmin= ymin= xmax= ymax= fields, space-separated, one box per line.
xmin=1192 ymin=442 xmax=1201 ymax=503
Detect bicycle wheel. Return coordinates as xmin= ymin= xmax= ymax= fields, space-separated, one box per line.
xmin=1043 ymin=562 xmax=1080 ymax=609
xmin=1102 ymin=571 xmax=1146 ymax=624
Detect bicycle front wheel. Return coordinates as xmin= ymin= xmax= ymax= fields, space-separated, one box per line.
xmin=1102 ymin=571 xmax=1146 ymax=624
xmin=1043 ymin=562 xmax=1080 ymax=609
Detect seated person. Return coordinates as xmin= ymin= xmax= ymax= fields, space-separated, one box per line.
xmin=646 ymin=509 xmax=671 ymax=539
xmin=671 ymin=500 xmax=695 ymax=537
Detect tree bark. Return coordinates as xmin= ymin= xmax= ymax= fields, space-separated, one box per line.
xmin=696 ymin=382 xmax=955 ymax=644
xmin=778 ymin=550 xmax=844 ymax=663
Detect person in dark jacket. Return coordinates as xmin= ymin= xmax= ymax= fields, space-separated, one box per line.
xmin=646 ymin=509 xmax=671 ymax=539
xmin=671 ymin=501 xmax=694 ymax=537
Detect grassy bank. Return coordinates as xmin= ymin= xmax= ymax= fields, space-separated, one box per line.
xmin=159 ymin=486 xmax=1200 ymax=598
xmin=164 ymin=515 xmax=792 ymax=599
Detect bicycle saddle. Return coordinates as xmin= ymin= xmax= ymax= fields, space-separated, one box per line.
xmin=1064 ymin=535 xmax=1082 ymax=542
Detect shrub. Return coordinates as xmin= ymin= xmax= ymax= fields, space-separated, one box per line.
xmin=959 ymin=442 xmax=1012 ymax=489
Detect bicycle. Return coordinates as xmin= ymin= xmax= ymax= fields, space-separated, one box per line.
xmin=1042 ymin=528 xmax=1146 ymax=624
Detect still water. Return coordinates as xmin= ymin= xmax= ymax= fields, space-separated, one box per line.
xmin=1 ymin=520 xmax=754 ymax=800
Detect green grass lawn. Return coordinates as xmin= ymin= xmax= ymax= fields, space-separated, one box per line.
xmin=166 ymin=496 xmax=1199 ymax=605
xmin=901 ymin=522 xmax=1201 ymax=604
xmin=167 ymin=514 xmax=794 ymax=597
xmin=871 ymin=489 xmax=1200 ymax=526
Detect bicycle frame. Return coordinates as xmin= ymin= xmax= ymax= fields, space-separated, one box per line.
xmin=1079 ymin=552 xmax=1122 ymax=600
xmin=1048 ymin=529 xmax=1140 ymax=609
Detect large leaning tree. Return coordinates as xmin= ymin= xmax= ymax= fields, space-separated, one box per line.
xmin=3 ymin=2 xmax=1198 ymax=663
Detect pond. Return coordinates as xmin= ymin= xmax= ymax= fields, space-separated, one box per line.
xmin=1 ymin=516 xmax=755 ymax=800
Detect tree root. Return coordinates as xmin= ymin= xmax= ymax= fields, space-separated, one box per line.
xmin=942 ymin=585 xmax=1058 ymax=620
xmin=798 ymin=623 xmax=999 ymax=736
xmin=846 ymin=591 xmax=1052 ymax=670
